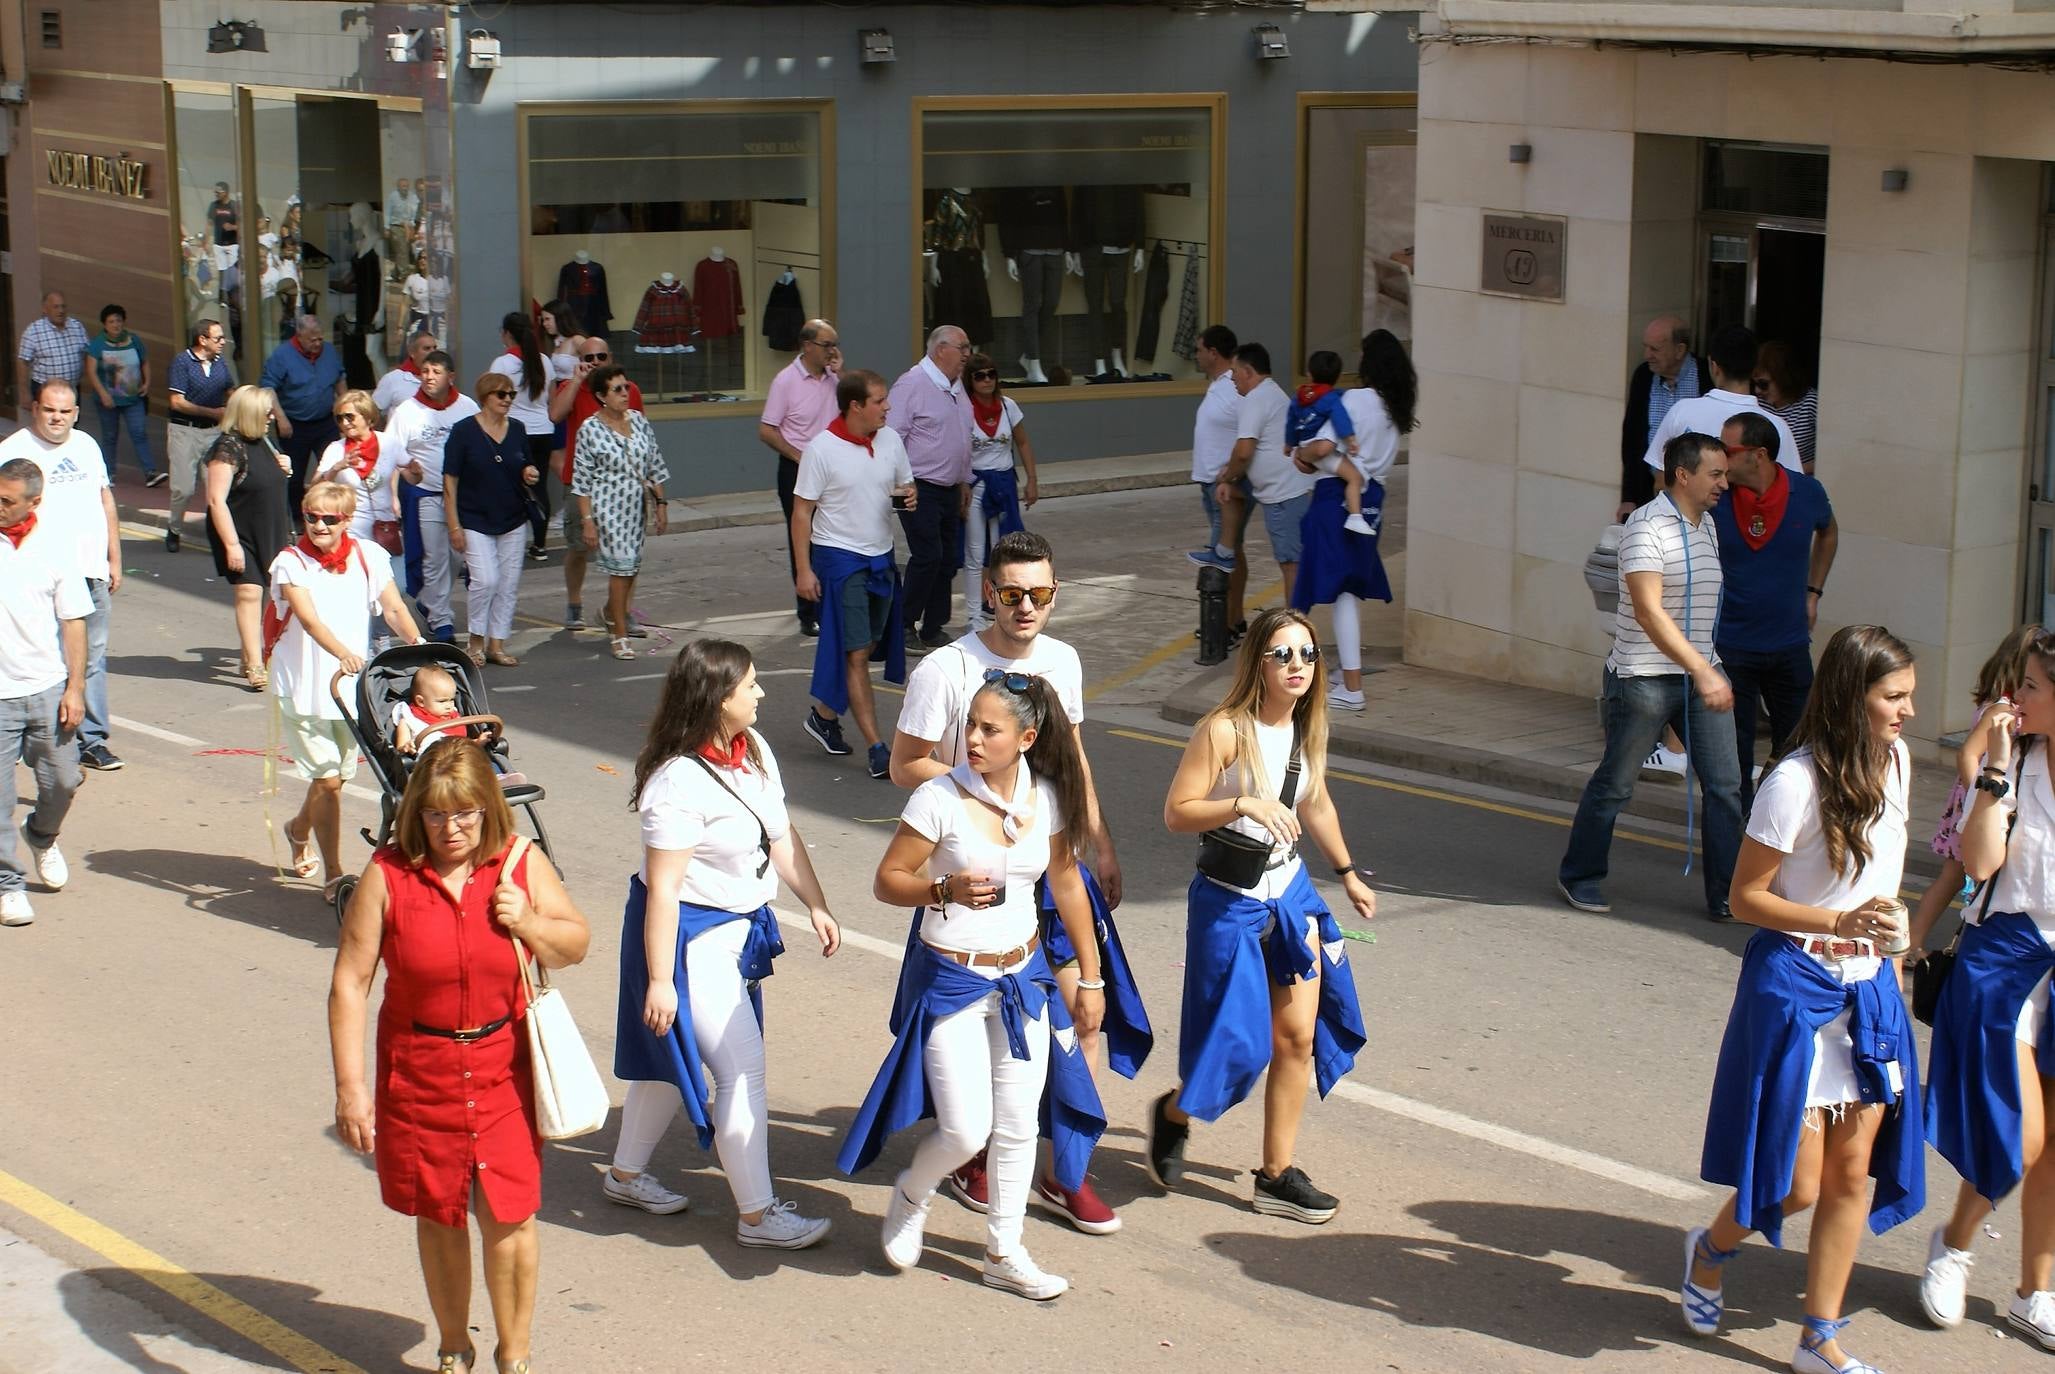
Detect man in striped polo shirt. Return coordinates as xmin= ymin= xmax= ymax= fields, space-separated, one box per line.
xmin=1559 ymin=431 xmax=1744 ymax=922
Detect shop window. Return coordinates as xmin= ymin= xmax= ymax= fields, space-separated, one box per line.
xmin=520 ymin=102 xmax=832 ymax=410
xmin=1296 ymin=97 xmax=1415 ymax=379
xmin=915 ymin=97 xmax=1223 ymax=390
xmin=171 ymin=87 xmax=238 ymax=354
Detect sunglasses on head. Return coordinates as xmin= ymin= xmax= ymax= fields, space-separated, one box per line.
xmin=983 ymin=668 xmax=1035 ymax=694
xmin=1262 ymin=643 xmax=1321 ymax=666
xmin=992 ymin=584 xmax=1055 ymax=608
xmin=969 ymin=369 xmax=999 ymax=382
xmin=301 ymin=511 xmax=346 ymax=527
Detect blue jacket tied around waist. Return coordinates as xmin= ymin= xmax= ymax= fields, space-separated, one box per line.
xmin=1926 ymin=911 xmax=2055 ymax=1204
xmin=807 ymin=544 xmax=905 ymax=715
xmin=1035 ymin=862 xmax=1154 ymax=1079
xmin=613 ymin=875 xmax=786 ymax=1150
xmin=970 ymin=467 xmax=1026 ymax=539
xmin=1701 ymin=928 xmax=1924 ymax=1245
xmin=838 ymin=942 xmax=1107 ymax=1192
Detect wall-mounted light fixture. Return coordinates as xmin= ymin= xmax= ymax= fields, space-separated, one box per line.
xmin=1881 ymin=167 xmax=1909 ymax=192
xmin=1509 ymin=143 xmax=1533 ymax=164
xmin=860 ymin=29 xmax=895 ymax=64
xmin=384 ymin=28 xmax=418 ymax=62
xmin=466 ymin=30 xmax=500 ymax=70
xmin=206 ymin=19 xmax=266 ymax=53
xmin=1253 ymin=23 xmax=1289 ymax=60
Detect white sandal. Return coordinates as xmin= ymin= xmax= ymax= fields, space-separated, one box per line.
xmin=610 ymin=637 xmax=635 ymax=661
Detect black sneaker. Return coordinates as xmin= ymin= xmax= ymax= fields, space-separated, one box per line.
xmin=79 ymin=742 xmax=124 ymax=772
xmin=799 ymin=618 xmax=820 ymax=639
xmin=1252 ymin=1165 xmax=1338 ymax=1224
xmin=1144 ymin=1091 xmax=1189 ymax=1188
xmin=164 ymin=526 xmax=180 ymax=553
xmin=919 ymin=625 xmax=952 ymax=649
xmin=145 ymin=471 xmax=168 ymax=488
xmin=868 ymin=741 xmax=892 ymax=779
xmin=803 ymin=711 xmax=851 ymax=756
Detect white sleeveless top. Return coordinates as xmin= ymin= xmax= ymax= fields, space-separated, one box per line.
xmin=1203 ymin=717 xmax=1303 ymax=899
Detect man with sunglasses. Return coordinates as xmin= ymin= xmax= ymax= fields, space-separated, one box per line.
xmin=550 ymin=337 xmax=644 ymax=631
xmin=386 ymin=352 xmax=479 ymax=643
xmin=888 ymin=529 xmax=1142 ymax=1235
xmin=759 ymin=319 xmax=841 ymax=637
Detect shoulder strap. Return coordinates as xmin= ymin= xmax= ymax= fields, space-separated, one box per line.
xmin=691 ymin=754 xmax=772 ymax=860
xmin=1973 ymin=736 xmax=2035 ymax=926
xmin=1279 ymin=720 xmax=1305 ymax=809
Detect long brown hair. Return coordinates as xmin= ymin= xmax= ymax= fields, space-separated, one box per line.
xmin=1973 ymin=623 xmax=2043 ymax=708
xmin=1197 ymin=606 xmax=1330 ymax=804
xmin=631 ymin=639 xmax=762 ymax=807
xmin=1781 ymin=624 xmax=1915 ymax=877
xmin=971 ymin=677 xmax=1090 ymax=864
xmin=392 ymin=740 xmax=515 ymax=866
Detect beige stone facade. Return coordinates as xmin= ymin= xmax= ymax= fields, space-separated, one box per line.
xmin=1409 ymin=19 xmax=2055 ymax=740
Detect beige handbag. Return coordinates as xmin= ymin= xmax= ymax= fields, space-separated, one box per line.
xmin=504 ymin=838 xmax=610 ymax=1141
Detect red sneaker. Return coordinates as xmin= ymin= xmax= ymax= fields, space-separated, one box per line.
xmin=1033 ymin=1174 xmax=1121 ymax=1235
xmin=945 ymin=1149 xmax=990 ymax=1213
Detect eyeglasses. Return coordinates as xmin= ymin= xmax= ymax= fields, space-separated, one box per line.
xmin=983 ymin=668 xmax=1035 ymax=694
xmin=969 ymin=369 xmax=999 ymax=382
xmin=582 ymin=352 xmax=609 ymax=363
xmin=423 ymin=808 xmax=484 ymax=830
xmin=605 ymin=382 xmax=629 ymax=394
xmin=301 ymin=511 xmax=346 ymax=527
xmin=806 ymin=339 xmax=842 ymax=351
xmin=1262 ymin=643 xmax=1321 ymax=666
xmin=992 ymin=585 xmax=1055 ymax=608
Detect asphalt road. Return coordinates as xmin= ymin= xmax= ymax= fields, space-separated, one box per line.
xmin=0 ymin=483 xmax=2042 ymax=1372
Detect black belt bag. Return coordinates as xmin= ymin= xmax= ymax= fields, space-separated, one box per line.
xmin=1197 ymin=723 xmax=1302 ymax=889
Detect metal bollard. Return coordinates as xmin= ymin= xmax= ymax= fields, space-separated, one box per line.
xmin=1195 ymin=563 xmax=1230 ymax=665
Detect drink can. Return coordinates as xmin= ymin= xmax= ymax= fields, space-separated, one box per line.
xmin=1874 ymin=897 xmax=1911 ymax=956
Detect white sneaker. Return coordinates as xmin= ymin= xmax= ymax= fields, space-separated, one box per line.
xmin=880 ymin=1173 xmax=931 ymax=1272
xmin=1342 ymin=512 xmax=1375 ymax=536
xmin=2009 ymin=1290 xmax=2055 ymax=1350
xmin=1326 ymin=686 xmax=1365 ymax=713
xmin=1919 ymin=1228 xmax=1973 ymax=1328
xmin=22 ymin=828 xmax=66 ymax=891
xmin=737 ymin=1197 xmax=830 ymax=1250
xmin=0 ymin=891 xmax=32 ymax=926
xmin=601 ymin=1169 xmax=689 ymax=1215
xmin=1643 ymin=745 xmax=1687 ymax=777
xmin=982 ymin=1247 xmax=1069 ymax=1300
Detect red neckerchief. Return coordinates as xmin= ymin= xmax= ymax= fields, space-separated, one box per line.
xmin=399 ymin=357 xmax=421 ymax=376
xmin=1729 ymin=466 xmax=1790 ymax=552
xmin=0 ymin=512 xmax=35 ymax=548
xmin=971 ymin=392 xmax=1005 ymax=438
xmin=827 ymin=416 xmax=874 ymax=456
xmin=295 ymin=531 xmax=355 ymax=574
xmin=292 ymin=335 xmax=321 ymax=362
xmin=343 ymin=432 xmax=379 ymax=481
xmin=409 ymin=702 xmax=462 ymax=727
xmin=1295 ymin=383 xmax=1334 ymax=408
xmin=413 ymin=385 xmax=459 ymax=412
xmin=698 ymin=735 xmax=748 ymax=769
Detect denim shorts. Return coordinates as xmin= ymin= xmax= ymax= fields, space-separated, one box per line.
xmin=835 ymin=572 xmax=893 ymax=650
xmin=1260 ymin=490 xmax=1314 ymax=565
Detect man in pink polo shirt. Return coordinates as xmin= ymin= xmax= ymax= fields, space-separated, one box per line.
xmin=759 ymin=318 xmax=841 ymax=637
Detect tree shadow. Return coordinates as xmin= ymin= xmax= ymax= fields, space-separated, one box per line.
xmin=59 ymin=1268 xmax=422 ymax=1373
xmin=85 ymin=849 xmax=338 ymax=948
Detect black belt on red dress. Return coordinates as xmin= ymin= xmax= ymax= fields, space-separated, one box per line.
xmin=411 ymin=1013 xmax=511 ymax=1042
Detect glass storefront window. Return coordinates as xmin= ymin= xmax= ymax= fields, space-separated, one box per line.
xmin=916 ymin=97 xmax=1223 ymax=390
xmin=171 ymin=87 xmax=239 ymax=358
xmin=520 ymin=102 xmax=832 ymax=411
xmin=1297 ymin=97 xmax=1415 ymax=378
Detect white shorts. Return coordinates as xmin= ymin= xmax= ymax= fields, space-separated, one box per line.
xmin=1803 ymin=949 xmax=1898 ymax=1110
xmin=282 ymin=707 xmax=360 ymax=782
xmin=2019 ymin=971 xmax=2051 ymax=1049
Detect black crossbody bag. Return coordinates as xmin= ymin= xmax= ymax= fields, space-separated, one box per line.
xmin=1197 ymin=723 xmax=1302 ymax=889
xmin=1913 ymin=737 xmax=2033 ymax=1026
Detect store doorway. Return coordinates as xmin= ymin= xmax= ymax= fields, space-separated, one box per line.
xmin=1696 ymin=141 xmax=1827 ymax=389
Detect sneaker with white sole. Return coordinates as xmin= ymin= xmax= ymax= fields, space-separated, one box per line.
xmin=23 ymin=828 xmax=67 ymax=891
xmin=880 ymin=1173 xmax=931 ymax=1272
xmin=601 ymin=1170 xmax=689 ymax=1215
xmin=1918 ymin=1228 xmax=1973 ymax=1328
xmin=982 ymin=1248 xmax=1069 ymax=1300
xmin=1251 ymin=1164 xmax=1338 ymax=1224
xmin=1642 ymin=745 xmax=1687 ymax=777
xmin=0 ymin=891 xmax=32 ymax=926
xmin=1326 ymin=686 xmax=1365 ymax=713
xmin=1342 ymin=512 xmax=1375 ymax=536
xmin=737 ymin=1197 xmax=831 ymax=1250
xmin=2009 ymin=1290 xmax=2055 ymax=1350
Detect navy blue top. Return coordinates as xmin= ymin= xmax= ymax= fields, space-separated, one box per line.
xmin=1710 ymin=471 xmax=1832 ymax=653
xmin=442 ymin=416 xmax=535 ymax=536
xmin=165 ymin=348 xmax=237 ymax=413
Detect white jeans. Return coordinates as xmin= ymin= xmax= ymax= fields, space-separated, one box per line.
xmin=612 ymin=918 xmax=775 ymax=1213
xmin=960 ymin=471 xmax=1011 ymax=622
xmin=1331 ymin=591 xmax=1362 ymax=673
xmin=902 ymin=971 xmax=1050 ymax=1256
xmin=416 ymin=494 xmax=454 ymax=631
xmin=462 ymin=526 xmax=527 ymax=639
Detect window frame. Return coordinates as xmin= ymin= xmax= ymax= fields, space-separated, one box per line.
xmin=1291 ymin=91 xmax=1417 ymax=384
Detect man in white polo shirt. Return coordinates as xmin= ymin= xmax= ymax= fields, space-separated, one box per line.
xmin=792 ymin=369 xmax=915 ymax=780
xmin=1642 ymin=323 xmax=1799 ymax=480
xmin=1208 ymin=343 xmax=1316 ymax=605
xmin=1560 ymin=431 xmax=1744 ymax=922
xmin=0 ymin=456 xmax=90 ymax=926
xmin=384 ymin=351 xmax=478 ymax=642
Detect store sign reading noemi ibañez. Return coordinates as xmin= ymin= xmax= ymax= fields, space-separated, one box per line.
xmin=46 ymin=149 xmax=148 ymax=200
xmin=1481 ymin=212 xmax=1565 ymax=302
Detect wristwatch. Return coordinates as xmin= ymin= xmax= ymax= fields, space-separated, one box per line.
xmin=1975 ymin=775 xmax=2011 ymax=800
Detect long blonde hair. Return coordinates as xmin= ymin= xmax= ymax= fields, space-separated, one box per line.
xmin=1197 ymin=607 xmax=1329 ymax=805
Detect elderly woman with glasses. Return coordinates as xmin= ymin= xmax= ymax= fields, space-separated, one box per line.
xmin=960 ymin=352 xmax=1039 ymax=631
xmin=330 ymin=741 xmax=589 ymax=1374
xmin=572 ymin=363 xmax=669 ymax=661
xmin=547 ymin=340 xmax=644 ymax=633
xmin=444 ymin=371 xmax=541 ymax=668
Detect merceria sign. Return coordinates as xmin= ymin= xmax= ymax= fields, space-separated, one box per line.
xmin=45 ymin=149 xmax=149 ymax=200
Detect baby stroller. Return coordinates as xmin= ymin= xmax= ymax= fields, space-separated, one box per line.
xmin=326 ymin=641 xmax=554 ymax=919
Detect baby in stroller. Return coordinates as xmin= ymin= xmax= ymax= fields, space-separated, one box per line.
xmin=391 ymin=665 xmax=522 ymax=785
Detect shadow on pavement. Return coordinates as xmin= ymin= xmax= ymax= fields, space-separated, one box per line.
xmin=85 ymin=850 xmax=337 ymax=947
xmin=61 ymin=1268 xmax=422 ymax=1373
xmin=106 ymin=651 xmax=245 ymax=693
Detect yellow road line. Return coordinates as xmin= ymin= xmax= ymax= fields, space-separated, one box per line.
xmin=0 ymin=1168 xmax=365 ymax=1374
xmin=1083 ymin=579 xmax=1284 ymax=703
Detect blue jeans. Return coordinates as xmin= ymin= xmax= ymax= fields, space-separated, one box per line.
xmin=1720 ymin=641 xmax=1814 ymax=810
xmin=80 ymin=577 xmax=110 ymax=751
xmin=1559 ymin=668 xmax=1745 ymax=913
xmin=0 ymin=684 xmax=80 ymax=893
xmin=96 ymin=401 xmax=157 ymax=480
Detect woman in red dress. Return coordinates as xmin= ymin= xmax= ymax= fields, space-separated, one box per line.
xmin=329 ymin=742 xmax=590 ymax=1374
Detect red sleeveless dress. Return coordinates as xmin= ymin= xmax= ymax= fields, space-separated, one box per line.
xmin=372 ymin=841 xmax=541 ymax=1226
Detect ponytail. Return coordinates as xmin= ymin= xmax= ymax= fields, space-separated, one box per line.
xmin=972 ymin=677 xmax=1092 ymax=863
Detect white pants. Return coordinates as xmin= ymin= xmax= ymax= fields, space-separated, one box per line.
xmin=960 ymin=471 xmax=1011 ymax=624
xmin=462 ymin=526 xmax=527 ymax=639
xmin=612 ymin=918 xmax=775 ymax=1213
xmin=416 ymin=495 xmax=454 ymax=631
xmin=1331 ymin=591 xmax=1362 ymax=673
xmin=903 ymin=972 xmax=1050 ymax=1256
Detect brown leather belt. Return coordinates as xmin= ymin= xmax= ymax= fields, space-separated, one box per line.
xmin=1793 ymin=935 xmax=1874 ymax=961
xmin=412 ymin=1013 xmax=512 ymax=1042
xmin=925 ymin=933 xmax=1039 ymax=971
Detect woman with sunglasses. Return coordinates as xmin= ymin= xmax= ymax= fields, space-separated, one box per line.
xmin=840 ymin=673 xmax=1106 ymax=1301
xmin=1148 ymin=606 xmax=1372 ymax=1223
xmin=444 ymin=372 xmax=541 ymax=668
xmin=548 ymin=344 xmax=644 ymax=633
xmin=572 ymin=364 xmax=668 ymax=660
xmin=269 ymin=480 xmax=421 ymax=900
xmin=960 ymin=353 xmax=1039 ymax=631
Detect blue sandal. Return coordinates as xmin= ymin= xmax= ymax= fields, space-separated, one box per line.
xmin=1792 ymin=1314 xmax=1883 ymax=1373
xmin=1680 ymin=1226 xmax=1740 ymax=1336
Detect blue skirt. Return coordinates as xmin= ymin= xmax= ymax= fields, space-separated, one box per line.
xmin=1289 ymin=476 xmax=1391 ymax=611
xmin=1035 ymin=862 xmax=1154 ymax=1079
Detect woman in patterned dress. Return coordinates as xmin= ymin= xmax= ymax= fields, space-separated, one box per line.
xmin=571 ymin=364 xmax=670 ymax=661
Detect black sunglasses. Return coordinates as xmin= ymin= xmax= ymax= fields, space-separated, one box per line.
xmin=301 ymin=511 xmax=346 ymax=528
xmin=582 ymin=352 xmax=609 ymax=363
xmin=992 ymin=585 xmax=1054 ymax=608
xmin=969 ymin=369 xmax=999 ymax=381
xmin=983 ymin=668 xmax=1035 ymax=694
xmin=1262 ymin=643 xmax=1321 ymax=666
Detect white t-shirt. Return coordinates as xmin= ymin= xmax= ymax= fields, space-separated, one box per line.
xmin=793 ymin=425 xmax=914 ymax=557
xmin=390 ymin=699 xmax=468 ymax=753
xmin=969 ymin=396 xmax=1025 ymax=474
xmin=1191 ymin=372 xmax=1240 ymax=483
xmin=1977 ymin=745 xmax=2055 ymax=937
xmin=371 ymin=368 xmax=422 ymax=418
xmin=897 ymin=632 xmax=1086 ymax=769
xmin=385 ymin=391 xmax=480 ymax=491
xmin=1239 ymin=378 xmax=1316 ymax=506
xmin=489 ymin=353 xmax=553 ymax=434
xmin=1316 ymin=389 xmax=1401 ymax=485
xmin=903 ymin=772 xmax=1062 ymax=952
xmin=0 ymin=428 xmax=110 ymax=580
xmin=1643 ymin=388 xmax=1802 ymax=475
xmin=0 ymin=532 xmax=90 ymax=698
xmin=403 ymin=274 xmax=430 ymax=314
xmin=637 ymin=732 xmax=790 ymax=913
xmin=313 ymin=433 xmax=402 ymax=532
xmin=1204 ymin=716 xmax=1308 ymax=900
xmin=267 ymin=542 xmax=392 ymax=720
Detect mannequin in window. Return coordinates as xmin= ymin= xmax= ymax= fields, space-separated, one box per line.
xmin=633 ymin=272 xmax=697 ymax=352
xmin=762 ymin=268 xmax=805 ymax=352
xmin=1070 ymin=185 xmax=1146 ymax=379
xmin=694 ymin=248 xmax=745 ymax=389
xmin=923 ymin=187 xmax=992 ymax=348
xmin=998 ymin=186 xmax=1077 ymax=385
xmin=346 ymin=200 xmax=386 ymax=382
xmin=557 ymin=250 xmax=612 ymax=336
